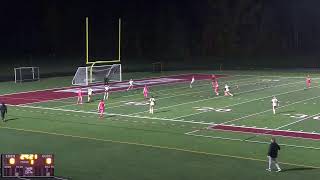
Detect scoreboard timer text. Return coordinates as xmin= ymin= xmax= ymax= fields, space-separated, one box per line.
xmin=1 ymin=154 xmax=54 ymax=177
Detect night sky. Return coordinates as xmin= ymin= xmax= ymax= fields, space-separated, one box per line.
xmin=1 ymin=0 xmax=320 ymax=66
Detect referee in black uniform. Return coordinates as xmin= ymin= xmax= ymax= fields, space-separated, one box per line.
xmin=0 ymin=102 xmax=7 ymax=122
xmin=266 ymin=137 xmax=281 ymax=172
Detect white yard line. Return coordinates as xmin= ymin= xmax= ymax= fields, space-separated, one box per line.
xmin=221 ymin=95 xmax=320 ymax=125
xmin=107 ymin=80 xmax=262 ymax=109
xmin=2 ymin=73 xmax=315 ymax=97
xmin=185 ymin=130 xmax=200 ymax=134
xmin=14 ymin=86 xmax=320 ymax=128
xmin=128 ymin=79 xmax=305 ymax=116
xmin=185 ymin=133 xmax=320 ymax=150
xmin=1 ymin=72 xmax=199 ymax=96
xmin=8 ymin=73 xmax=208 ymax=106
xmin=14 ymin=105 xmax=212 ymax=125
xmin=173 ymin=83 xmax=320 ymax=120
xmin=206 ymin=124 xmax=320 ymax=135
xmin=49 ymin=76 xmax=260 ymax=109
xmin=274 ymin=113 xmax=320 ymax=131
xmin=20 ymin=73 xmax=247 ymax=106
xmin=229 ymin=74 xmax=320 ymax=79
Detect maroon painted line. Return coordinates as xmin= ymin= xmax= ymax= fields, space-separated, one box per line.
xmin=0 ymin=73 xmax=227 ymax=105
xmin=211 ymin=125 xmax=320 ymax=140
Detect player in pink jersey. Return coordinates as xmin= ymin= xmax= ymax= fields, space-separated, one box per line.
xmin=211 ymin=74 xmax=216 ymax=81
xmin=213 ymin=80 xmax=219 ymax=96
xmin=98 ymin=99 xmax=105 ymax=118
xmin=77 ymin=88 xmax=83 ymax=104
xmin=211 ymin=75 xmax=219 ymax=95
xmin=143 ymin=85 xmax=149 ymax=99
xmin=306 ymin=75 xmax=311 ymax=89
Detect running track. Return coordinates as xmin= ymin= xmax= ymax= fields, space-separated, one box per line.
xmin=0 ymin=74 xmax=224 ymax=105
xmin=211 ymin=124 xmax=320 ymax=140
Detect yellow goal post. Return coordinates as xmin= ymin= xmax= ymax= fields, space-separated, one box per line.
xmin=85 ymin=17 xmax=122 ymax=84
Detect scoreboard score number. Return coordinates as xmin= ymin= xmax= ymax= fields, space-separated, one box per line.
xmin=1 ymin=154 xmax=54 ymax=177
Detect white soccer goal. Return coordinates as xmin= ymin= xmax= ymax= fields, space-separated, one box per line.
xmin=72 ymin=64 xmax=122 ymax=86
xmin=14 ymin=67 xmax=40 ymax=83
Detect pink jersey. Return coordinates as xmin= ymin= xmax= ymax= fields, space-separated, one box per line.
xmin=306 ymin=78 xmax=311 ymax=84
xmin=78 ymin=89 xmax=82 ymax=96
xmin=143 ymin=86 xmax=148 ymax=94
xmin=211 ymin=75 xmax=216 ymax=81
xmin=98 ymin=102 xmax=105 ymax=111
xmin=212 ymin=81 xmax=218 ymax=88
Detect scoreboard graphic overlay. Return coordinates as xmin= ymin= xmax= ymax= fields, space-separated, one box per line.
xmin=1 ymin=154 xmax=54 ymax=177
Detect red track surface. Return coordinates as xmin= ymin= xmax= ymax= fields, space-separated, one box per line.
xmin=211 ymin=124 xmax=320 ymax=140
xmin=0 ymin=74 xmax=225 ymax=105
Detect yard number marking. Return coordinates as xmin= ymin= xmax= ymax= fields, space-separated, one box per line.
xmin=125 ymin=101 xmax=149 ymax=106
xmin=283 ymin=113 xmax=320 ymax=120
xmin=194 ymin=107 xmax=232 ymax=113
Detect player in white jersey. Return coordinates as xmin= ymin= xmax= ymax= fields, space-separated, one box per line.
xmin=127 ymin=79 xmax=134 ymax=91
xmin=149 ymin=96 xmax=156 ymax=114
xmin=224 ymin=84 xmax=233 ymax=96
xmin=190 ymin=76 xmax=195 ymax=88
xmin=104 ymin=85 xmax=110 ymax=100
xmin=87 ymin=87 xmax=93 ymax=102
xmin=271 ymin=96 xmax=279 ymax=114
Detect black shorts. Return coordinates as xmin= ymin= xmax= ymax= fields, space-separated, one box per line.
xmin=1 ymin=112 xmax=5 ymax=119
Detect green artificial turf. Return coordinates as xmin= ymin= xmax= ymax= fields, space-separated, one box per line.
xmin=1 ymin=70 xmax=320 ymax=180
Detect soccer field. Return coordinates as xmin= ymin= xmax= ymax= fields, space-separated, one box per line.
xmin=1 ymin=70 xmax=320 ymax=180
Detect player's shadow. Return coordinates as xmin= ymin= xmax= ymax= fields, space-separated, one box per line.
xmin=281 ymin=167 xmax=316 ymax=172
xmin=4 ymin=117 xmax=19 ymax=122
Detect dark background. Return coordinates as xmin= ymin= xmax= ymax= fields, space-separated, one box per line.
xmin=1 ymin=0 xmax=320 ymax=76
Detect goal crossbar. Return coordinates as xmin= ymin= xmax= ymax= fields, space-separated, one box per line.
xmin=72 ymin=64 xmax=122 ymax=86
xmin=14 ymin=67 xmax=40 ymax=83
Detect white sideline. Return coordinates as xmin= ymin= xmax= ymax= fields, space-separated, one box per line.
xmin=221 ymin=95 xmax=320 ymax=125
xmin=239 ymin=112 xmax=320 ymax=141
xmin=184 ymin=132 xmax=320 ymax=150
xmin=205 ymin=124 xmax=320 ymax=135
xmin=14 ymin=105 xmax=213 ymax=125
xmin=275 ymin=113 xmax=320 ymax=130
xmin=15 ymin=92 xmax=320 ymax=127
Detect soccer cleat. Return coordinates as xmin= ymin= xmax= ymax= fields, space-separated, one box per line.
xmin=276 ymin=169 xmax=281 ymax=172
xmin=266 ymin=169 xmax=271 ymax=172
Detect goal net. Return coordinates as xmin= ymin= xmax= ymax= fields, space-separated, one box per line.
xmin=72 ymin=64 xmax=122 ymax=86
xmin=14 ymin=67 xmax=40 ymax=83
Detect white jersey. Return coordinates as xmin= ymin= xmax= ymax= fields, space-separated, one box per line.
xmin=272 ymin=98 xmax=278 ymax=107
xmin=105 ymin=86 xmax=110 ymax=92
xmin=225 ymin=85 xmax=230 ymax=92
xmin=191 ymin=77 xmax=195 ymax=83
xmin=88 ymin=88 xmax=93 ymax=95
xmin=149 ymin=98 xmax=155 ymax=106
xmin=129 ymin=80 xmax=134 ymax=86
